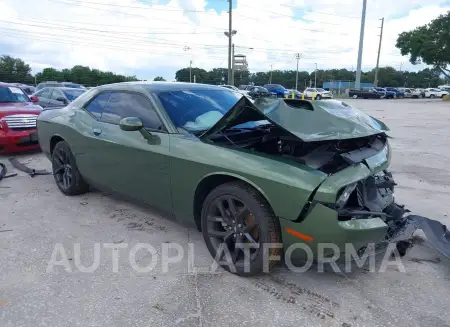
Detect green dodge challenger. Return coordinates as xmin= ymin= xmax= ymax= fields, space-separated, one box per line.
xmin=37 ymin=82 xmax=450 ymax=275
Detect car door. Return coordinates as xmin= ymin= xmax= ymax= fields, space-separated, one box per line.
xmin=35 ymin=88 xmax=51 ymax=108
xmin=87 ymin=91 xmax=173 ymax=213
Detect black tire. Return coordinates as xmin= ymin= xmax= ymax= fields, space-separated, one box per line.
xmin=201 ymin=181 xmax=282 ymax=276
xmin=51 ymin=141 xmax=89 ymax=195
xmin=430 ymin=94 xmax=435 ymax=98
xmin=315 ymin=95 xmax=321 ymax=100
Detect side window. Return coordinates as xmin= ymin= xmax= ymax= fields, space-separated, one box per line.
xmin=85 ymin=92 xmax=111 ymax=119
xmin=37 ymin=88 xmax=51 ymax=99
xmin=101 ymin=92 xmax=165 ymax=131
xmin=50 ymin=89 xmax=63 ymax=100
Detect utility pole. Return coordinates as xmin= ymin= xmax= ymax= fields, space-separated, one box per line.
xmin=373 ymin=17 xmax=384 ymax=87
xmin=183 ymin=46 xmax=192 ymax=83
xmin=355 ymin=0 xmax=367 ymax=89
xmin=231 ymin=44 xmax=235 ymax=85
xmin=269 ymin=64 xmax=273 ymax=83
xmin=314 ymin=63 xmax=317 ymax=88
xmin=295 ymin=53 xmax=302 ymax=90
xmin=227 ymin=0 xmax=233 ymax=85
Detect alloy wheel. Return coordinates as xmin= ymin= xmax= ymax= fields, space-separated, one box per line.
xmin=206 ymin=195 xmax=261 ymax=265
xmin=53 ymin=147 xmax=73 ymax=190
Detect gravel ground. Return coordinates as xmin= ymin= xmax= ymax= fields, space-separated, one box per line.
xmin=1 ymin=98 xmax=450 ymax=327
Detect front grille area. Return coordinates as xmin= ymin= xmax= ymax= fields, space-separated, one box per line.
xmin=2 ymin=114 xmax=38 ymax=129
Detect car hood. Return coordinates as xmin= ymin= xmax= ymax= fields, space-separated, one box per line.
xmin=200 ymin=97 xmax=389 ymax=142
xmin=0 ymin=102 xmax=43 ymax=113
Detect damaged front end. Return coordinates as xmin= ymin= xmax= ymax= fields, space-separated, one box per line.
xmin=200 ymin=96 xmax=450 ymax=259
xmin=335 ymin=170 xmax=450 ymax=258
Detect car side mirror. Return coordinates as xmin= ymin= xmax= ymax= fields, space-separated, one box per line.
xmin=119 ymin=116 xmax=151 ymax=140
xmin=30 ymin=95 xmax=39 ymax=103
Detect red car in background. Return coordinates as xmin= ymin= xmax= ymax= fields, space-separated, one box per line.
xmin=0 ymin=83 xmax=43 ymax=153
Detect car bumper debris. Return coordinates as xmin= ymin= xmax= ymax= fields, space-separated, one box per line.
xmin=8 ymin=157 xmax=51 ymax=177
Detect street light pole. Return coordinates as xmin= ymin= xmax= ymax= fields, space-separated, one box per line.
xmin=183 ymin=46 xmax=192 ymax=83
xmin=231 ymin=44 xmax=235 ymax=85
xmin=269 ymin=64 xmax=273 ymax=84
xmin=295 ymin=53 xmax=302 ymax=90
xmin=314 ymin=63 xmax=317 ymax=88
xmin=355 ymin=0 xmax=367 ymax=89
xmin=227 ymin=0 xmax=233 ymax=85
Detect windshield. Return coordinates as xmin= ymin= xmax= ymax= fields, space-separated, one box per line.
xmin=0 ymin=86 xmax=30 ymax=103
xmin=62 ymin=89 xmax=85 ymax=101
xmin=316 ymin=88 xmax=325 ymax=92
xmin=156 ymin=89 xmax=266 ymax=132
xmin=64 ymin=84 xmax=85 ymax=89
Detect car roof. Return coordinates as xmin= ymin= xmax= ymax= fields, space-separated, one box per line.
xmin=38 ymin=86 xmax=85 ymax=91
xmin=94 ymin=81 xmax=226 ymax=92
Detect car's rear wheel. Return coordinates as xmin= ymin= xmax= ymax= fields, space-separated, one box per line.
xmin=430 ymin=94 xmax=435 ymax=98
xmin=52 ymin=141 xmax=89 ymax=195
xmin=201 ymin=181 xmax=282 ymax=276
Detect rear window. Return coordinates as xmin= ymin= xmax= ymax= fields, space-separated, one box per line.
xmin=0 ymin=86 xmax=30 ymax=103
xmin=62 ymin=89 xmax=86 ymax=101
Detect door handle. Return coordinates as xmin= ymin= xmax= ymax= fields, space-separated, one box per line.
xmin=92 ymin=128 xmax=102 ymax=136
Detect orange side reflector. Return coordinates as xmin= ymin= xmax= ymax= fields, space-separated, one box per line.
xmin=285 ymin=228 xmax=314 ymax=242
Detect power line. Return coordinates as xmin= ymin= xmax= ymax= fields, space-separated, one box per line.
xmin=0 ymin=19 xmax=223 ymax=36
xmin=43 ymin=0 xmax=228 ymax=31
xmin=47 ymin=0 xmax=220 ymax=15
xmin=4 ymin=16 xmax=214 ymax=33
xmin=280 ymin=4 xmax=368 ymax=20
xmin=232 ymin=12 xmax=350 ymax=35
xmin=0 ymin=21 xmax=356 ymax=56
xmin=1 ymin=31 xmax=227 ymax=60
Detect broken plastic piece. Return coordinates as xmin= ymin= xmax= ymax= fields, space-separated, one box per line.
xmin=8 ymin=158 xmax=51 ymax=177
xmin=0 ymin=162 xmax=18 ymax=182
xmin=388 ymin=215 xmax=450 ymax=259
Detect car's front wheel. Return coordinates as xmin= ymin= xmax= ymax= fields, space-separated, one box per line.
xmin=52 ymin=141 xmax=89 ymax=195
xmin=201 ymin=181 xmax=282 ymax=276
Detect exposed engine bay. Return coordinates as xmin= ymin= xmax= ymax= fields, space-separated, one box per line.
xmin=207 ymin=123 xmax=387 ymax=174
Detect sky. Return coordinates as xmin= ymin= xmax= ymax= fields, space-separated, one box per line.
xmin=0 ymin=0 xmax=449 ymax=81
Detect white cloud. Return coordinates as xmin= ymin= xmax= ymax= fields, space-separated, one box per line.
xmin=0 ymin=0 xmax=448 ymax=80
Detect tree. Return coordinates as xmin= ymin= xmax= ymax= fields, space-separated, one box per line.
xmin=175 ymin=67 xmax=208 ymax=83
xmin=154 ymin=76 xmax=166 ymax=81
xmin=34 ymin=64 xmax=138 ymax=86
xmin=0 ymin=55 xmax=33 ymax=83
xmin=396 ymin=11 xmax=450 ymax=77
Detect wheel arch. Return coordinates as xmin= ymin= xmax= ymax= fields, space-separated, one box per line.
xmin=193 ymin=172 xmax=273 ymax=231
xmin=49 ymin=134 xmax=65 ymax=155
